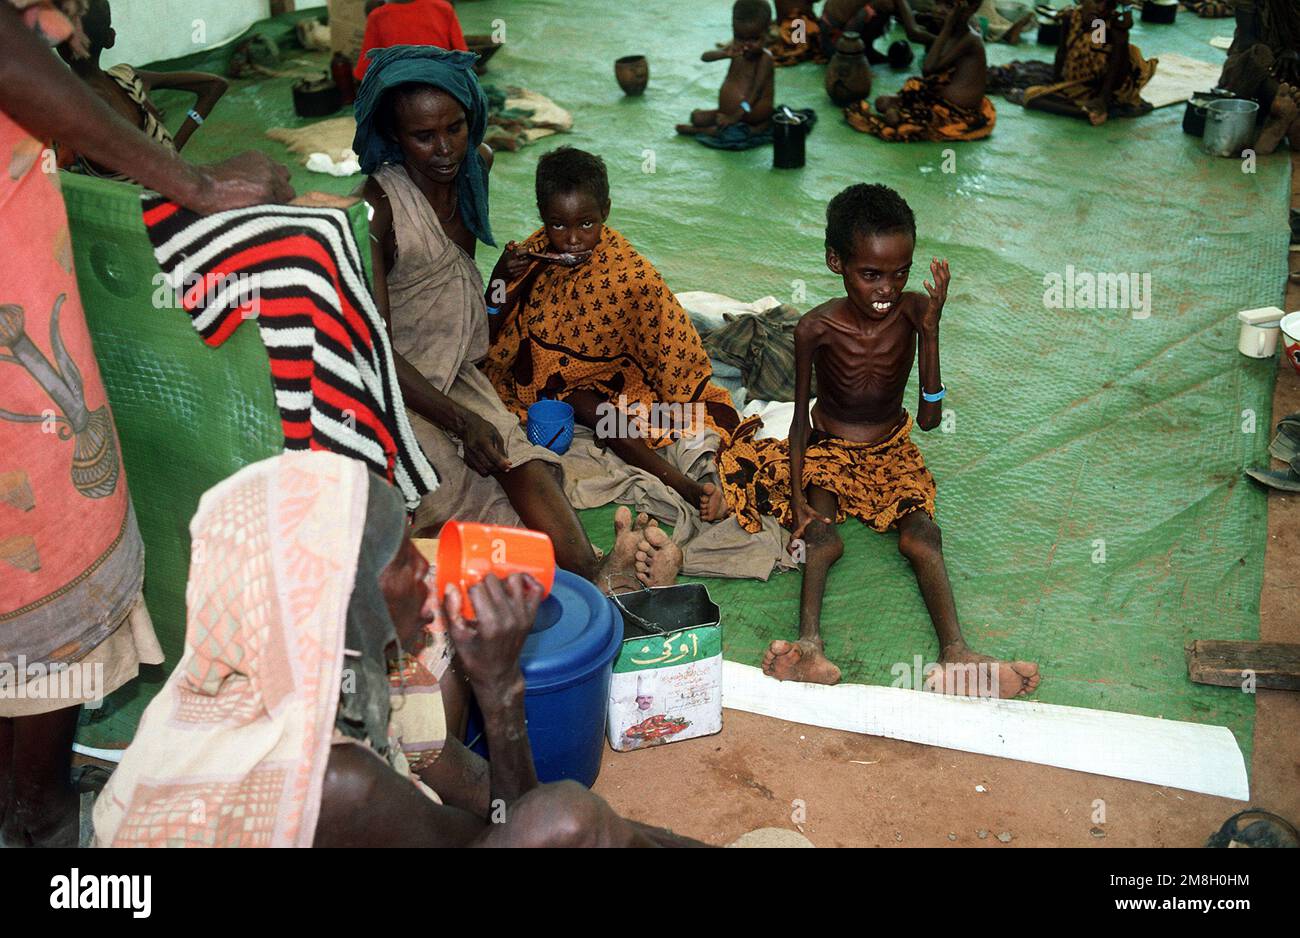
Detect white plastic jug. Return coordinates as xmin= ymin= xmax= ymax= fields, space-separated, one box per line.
xmin=1237 ymin=306 xmax=1283 ymax=358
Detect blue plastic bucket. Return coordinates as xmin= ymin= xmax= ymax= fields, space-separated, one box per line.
xmin=526 ymin=399 xmax=575 ymax=455
xmin=465 ymin=569 xmax=621 ymax=786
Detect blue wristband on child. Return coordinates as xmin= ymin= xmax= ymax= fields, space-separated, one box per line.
xmin=921 ymin=384 xmax=946 ymax=403
xmin=187 ymin=109 xmax=204 ymax=126
xmin=486 ymin=305 xmax=501 ymax=317
xmin=740 ymin=100 xmax=752 ymax=113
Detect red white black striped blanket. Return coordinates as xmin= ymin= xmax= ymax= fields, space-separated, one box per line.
xmin=140 ymin=196 xmax=438 ymax=509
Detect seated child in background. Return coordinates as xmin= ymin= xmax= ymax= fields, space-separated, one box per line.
xmin=676 ymin=0 xmax=775 ymax=142
xmin=719 ymin=183 xmax=1039 ymax=698
xmin=768 ymin=0 xmax=827 ymax=67
xmin=1019 ymin=0 xmax=1156 ymax=126
xmin=820 ymin=0 xmax=937 ymax=63
xmin=354 ymin=0 xmax=468 ymax=80
xmin=57 ymin=0 xmax=227 ymax=180
xmin=845 ymin=0 xmax=995 ymax=142
xmin=482 ymin=147 xmax=740 ymax=522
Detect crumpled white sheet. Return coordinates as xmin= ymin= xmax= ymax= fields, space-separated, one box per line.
xmin=305 ymin=149 xmax=362 ymax=177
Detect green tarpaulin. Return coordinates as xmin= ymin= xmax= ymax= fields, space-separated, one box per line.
xmin=70 ymin=2 xmax=1285 ymax=761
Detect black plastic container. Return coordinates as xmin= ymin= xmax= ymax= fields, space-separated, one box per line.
xmin=292 ymin=76 xmax=342 ymax=118
xmin=1183 ymin=89 xmax=1237 ymax=137
xmin=773 ymin=111 xmax=808 ymax=169
xmin=1141 ymin=0 xmax=1177 ymax=24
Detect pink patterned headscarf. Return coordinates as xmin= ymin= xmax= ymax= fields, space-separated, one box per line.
xmin=93 ymin=452 xmax=375 ymax=847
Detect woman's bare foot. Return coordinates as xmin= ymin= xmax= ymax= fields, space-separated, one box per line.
xmin=634 ymin=521 xmax=683 ymax=586
xmin=761 ymin=639 xmax=842 ymax=684
xmin=926 ymin=644 xmax=1039 ymax=699
xmin=698 ymin=482 xmax=730 ymax=522
xmin=1258 ymin=84 xmax=1298 ymax=155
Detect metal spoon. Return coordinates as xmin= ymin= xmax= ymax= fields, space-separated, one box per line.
xmin=523 ymin=250 xmax=593 ymax=267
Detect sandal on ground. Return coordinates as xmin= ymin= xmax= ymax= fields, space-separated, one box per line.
xmin=1245 ymin=454 xmax=1300 ymax=492
xmin=1206 ymin=808 xmax=1300 ymax=848
xmin=1270 ymin=423 xmax=1300 ymax=463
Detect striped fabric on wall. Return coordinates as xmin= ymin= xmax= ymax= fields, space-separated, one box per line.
xmin=140 ymin=196 xmax=438 ymax=509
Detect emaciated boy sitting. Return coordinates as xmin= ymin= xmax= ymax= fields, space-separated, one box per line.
xmin=720 ymin=184 xmax=1039 ymax=697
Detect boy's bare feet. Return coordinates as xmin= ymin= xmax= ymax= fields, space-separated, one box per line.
xmin=699 ymin=481 xmax=730 ymax=522
xmin=634 ymin=521 xmax=683 ymax=586
xmin=925 ymin=644 xmax=1039 ymax=699
xmin=762 ymin=638 xmax=842 ymax=684
xmin=1258 ymin=83 xmax=1298 ymax=155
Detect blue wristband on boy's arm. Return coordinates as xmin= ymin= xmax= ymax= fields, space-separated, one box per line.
xmin=187 ymin=109 xmax=204 ymax=125
xmin=740 ymin=100 xmax=752 ymax=113
xmin=921 ymin=384 xmax=946 ymax=403
xmin=486 ymin=305 xmax=501 ymax=317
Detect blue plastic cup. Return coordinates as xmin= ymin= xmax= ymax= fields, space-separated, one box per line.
xmin=526 ymin=399 xmax=575 ymax=455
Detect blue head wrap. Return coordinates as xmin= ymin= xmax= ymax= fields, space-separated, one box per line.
xmin=353 ymin=45 xmax=495 ymax=247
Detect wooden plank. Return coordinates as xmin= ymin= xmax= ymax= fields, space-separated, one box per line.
xmin=1187 ymin=640 xmax=1300 ymax=691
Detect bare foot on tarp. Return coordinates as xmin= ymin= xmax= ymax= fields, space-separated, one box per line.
xmin=634 ymin=521 xmax=683 ymax=586
xmin=925 ymin=645 xmax=1040 ymax=699
xmin=699 ymin=481 xmax=730 ymax=522
xmin=1258 ymin=83 xmax=1298 ymax=155
xmin=598 ymin=506 xmax=645 ymax=592
xmin=762 ymin=639 xmax=842 ymax=685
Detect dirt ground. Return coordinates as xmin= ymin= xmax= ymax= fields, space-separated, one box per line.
xmin=591 ymin=155 xmax=1300 ymax=849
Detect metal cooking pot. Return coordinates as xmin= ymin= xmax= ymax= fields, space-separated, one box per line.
xmin=1201 ymin=98 xmax=1259 ymax=157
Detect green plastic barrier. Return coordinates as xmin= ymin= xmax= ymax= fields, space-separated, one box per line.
xmin=63 ymin=171 xmax=371 ymax=747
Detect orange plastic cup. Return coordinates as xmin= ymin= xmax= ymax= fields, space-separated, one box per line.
xmin=435 ymin=521 xmax=556 ymax=620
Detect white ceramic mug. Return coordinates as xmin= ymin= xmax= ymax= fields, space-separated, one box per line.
xmin=1281 ymin=311 xmax=1300 ymax=375
xmin=1238 ymin=320 xmax=1281 ymax=358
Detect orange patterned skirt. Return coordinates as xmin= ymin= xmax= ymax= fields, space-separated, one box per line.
xmin=845 ymin=72 xmax=996 ymax=142
xmin=720 ymin=413 xmax=936 ymax=534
